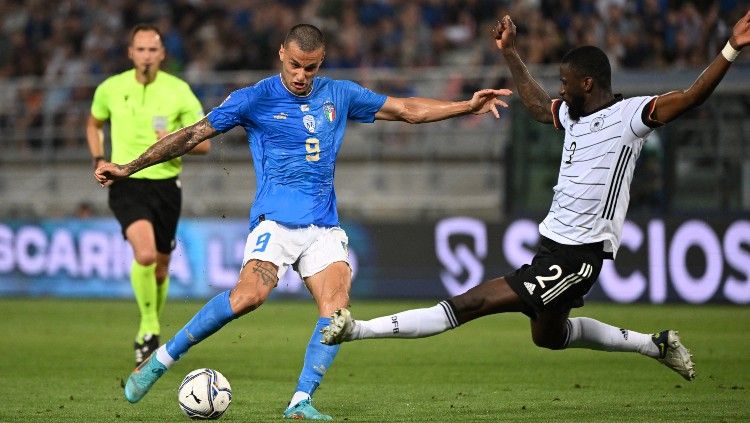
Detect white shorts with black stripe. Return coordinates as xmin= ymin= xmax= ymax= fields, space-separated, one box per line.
xmin=504 ymin=236 xmax=604 ymax=318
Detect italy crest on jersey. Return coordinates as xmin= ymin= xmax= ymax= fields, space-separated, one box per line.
xmin=323 ymin=102 xmax=336 ymax=122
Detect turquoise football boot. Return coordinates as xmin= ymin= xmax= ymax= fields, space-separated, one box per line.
xmin=124 ymin=353 xmax=168 ymax=403
xmin=283 ymin=399 xmax=333 ymax=420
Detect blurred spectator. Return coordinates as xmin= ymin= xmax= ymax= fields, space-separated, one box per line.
xmin=74 ymin=201 xmax=95 ymax=219
xmin=1 ymin=0 xmax=747 ymax=152
xmin=4 ymin=0 xmax=745 ymax=83
xmin=15 ymin=80 xmax=43 ymax=152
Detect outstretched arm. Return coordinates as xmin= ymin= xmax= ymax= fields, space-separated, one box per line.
xmin=374 ymin=88 xmax=512 ymax=123
xmin=495 ymin=16 xmax=554 ymax=124
xmin=187 ymin=138 xmax=211 ymax=155
xmin=95 ymin=117 xmax=217 ymax=186
xmin=652 ymin=10 xmax=750 ymax=124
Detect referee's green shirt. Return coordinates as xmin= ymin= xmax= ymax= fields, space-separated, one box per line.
xmin=91 ymin=69 xmax=204 ymax=179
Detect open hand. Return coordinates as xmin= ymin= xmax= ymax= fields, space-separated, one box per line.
xmin=94 ymin=162 xmax=129 ymax=187
xmin=469 ymin=88 xmax=513 ymax=118
xmin=730 ymin=9 xmax=750 ymax=49
xmin=493 ymin=15 xmax=516 ymax=51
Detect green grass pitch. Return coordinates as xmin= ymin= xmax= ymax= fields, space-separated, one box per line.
xmin=1 ymin=298 xmax=748 ymax=422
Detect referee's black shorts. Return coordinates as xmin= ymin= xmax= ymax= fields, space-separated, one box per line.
xmin=108 ymin=177 xmax=182 ymax=254
xmin=505 ymin=236 xmax=604 ymax=319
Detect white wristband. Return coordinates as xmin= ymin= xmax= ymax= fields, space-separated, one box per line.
xmin=721 ymin=41 xmax=740 ymax=62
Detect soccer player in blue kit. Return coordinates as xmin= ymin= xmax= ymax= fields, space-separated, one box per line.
xmin=96 ymin=24 xmax=512 ymax=420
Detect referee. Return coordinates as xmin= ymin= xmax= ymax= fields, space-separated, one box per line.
xmin=86 ymin=23 xmax=209 ymax=367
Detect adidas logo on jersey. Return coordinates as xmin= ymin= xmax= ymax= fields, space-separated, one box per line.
xmin=524 ymin=282 xmax=536 ymax=294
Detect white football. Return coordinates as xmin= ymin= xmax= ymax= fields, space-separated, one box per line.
xmin=178 ymin=368 xmax=232 ymax=419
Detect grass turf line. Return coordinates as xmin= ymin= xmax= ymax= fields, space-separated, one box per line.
xmin=0 ymin=298 xmax=747 ymax=422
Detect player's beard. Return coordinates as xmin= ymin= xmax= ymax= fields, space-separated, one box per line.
xmin=143 ymin=64 xmax=151 ymax=78
xmin=567 ymin=94 xmax=585 ymax=121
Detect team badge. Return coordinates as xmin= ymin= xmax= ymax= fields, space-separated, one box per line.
xmin=303 ymin=115 xmax=316 ymax=133
xmin=323 ymin=102 xmax=336 ymax=122
xmin=590 ymin=116 xmax=604 ymax=132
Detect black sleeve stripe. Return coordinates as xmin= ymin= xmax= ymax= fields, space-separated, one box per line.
xmin=629 ymin=97 xmax=651 ymax=138
xmin=641 ymin=97 xmax=663 ymax=129
xmin=551 ymin=99 xmax=563 ymax=131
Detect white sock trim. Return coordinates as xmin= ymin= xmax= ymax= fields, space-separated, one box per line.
xmin=289 ymin=391 xmax=311 ymax=408
xmin=155 ymin=345 xmax=175 ymax=368
xmin=438 ymin=300 xmax=459 ymax=328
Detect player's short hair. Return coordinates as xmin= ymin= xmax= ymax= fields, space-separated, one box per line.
xmin=562 ymin=46 xmax=611 ymax=91
xmin=284 ymin=24 xmax=325 ymax=51
xmin=129 ymin=23 xmax=164 ymax=46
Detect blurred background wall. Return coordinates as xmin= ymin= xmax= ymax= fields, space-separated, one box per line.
xmin=1 ymin=0 xmax=748 ymax=302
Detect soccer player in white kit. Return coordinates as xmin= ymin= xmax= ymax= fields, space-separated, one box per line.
xmin=322 ymin=10 xmax=750 ymax=389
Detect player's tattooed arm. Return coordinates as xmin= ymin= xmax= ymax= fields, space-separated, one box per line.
xmin=124 ymin=117 xmax=217 ymax=175
xmin=494 ymin=16 xmax=553 ymax=124
xmin=95 ymin=117 xmax=217 ymax=186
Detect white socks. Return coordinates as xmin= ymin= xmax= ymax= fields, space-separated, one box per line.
xmin=350 ymin=301 xmax=458 ymax=340
xmin=289 ymin=391 xmax=310 ymax=408
xmin=155 ymin=345 xmax=175 ymax=368
xmin=565 ymin=317 xmax=659 ymax=357
xmin=339 ymin=302 xmax=660 ymax=359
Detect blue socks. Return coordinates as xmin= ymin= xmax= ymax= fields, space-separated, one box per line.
xmin=162 ymin=293 xmax=340 ymax=400
xmin=165 ymin=290 xmax=236 ymax=360
xmin=295 ymin=317 xmax=341 ymax=395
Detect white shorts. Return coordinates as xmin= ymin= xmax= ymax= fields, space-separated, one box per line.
xmin=242 ymin=220 xmax=350 ymax=279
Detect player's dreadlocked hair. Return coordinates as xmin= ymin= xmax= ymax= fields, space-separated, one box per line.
xmin=284 ymin=24 xmax=325 ymax=51
xmin=562 ymin=46 xmax=612 ymax=91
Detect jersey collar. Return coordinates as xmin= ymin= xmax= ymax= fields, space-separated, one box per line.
xmin=579 ymin=94 xmax=623 ymax=118
xmin=278 ymin=74 xmax=316 ymax=98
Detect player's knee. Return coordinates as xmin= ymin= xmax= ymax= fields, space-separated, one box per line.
xmin=229 ymin=290 xmax=267 ymax=316
xmin=532 ymin=332 xmax=567 ymax=350
xmin=133 ymin=250 xmax=157 ymax=266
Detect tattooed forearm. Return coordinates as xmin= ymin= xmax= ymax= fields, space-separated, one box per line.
xmin=502 ymin=50 xmax=553 ymax=123
xmin=252 ymin=261 xmax=279 ymax=287
xmin=125 ymin=117 xmax=217 ymax=175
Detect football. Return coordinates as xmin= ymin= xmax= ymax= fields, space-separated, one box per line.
xmin=178 ymin=368 xmax=232 ymax=419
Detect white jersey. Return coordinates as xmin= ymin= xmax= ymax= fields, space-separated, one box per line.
xmin=539 ymin=95 xmax=659 ymax=258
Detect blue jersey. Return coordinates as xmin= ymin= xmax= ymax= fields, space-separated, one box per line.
xmin=207 ymin=75 xmax=387 ymax=228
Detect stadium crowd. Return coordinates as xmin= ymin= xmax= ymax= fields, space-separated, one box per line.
xmin=1 ymin=0 xmax=747 ymax=154
xmin=2 ymin=0 xmax=747 ymax=79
